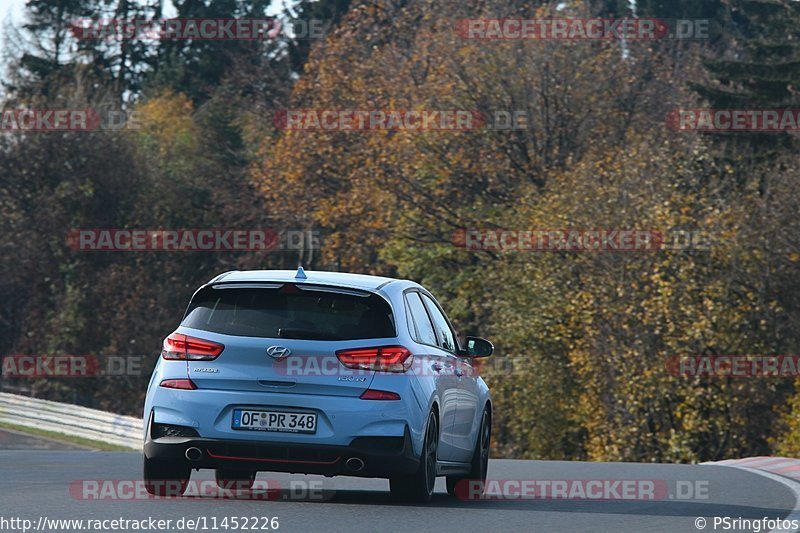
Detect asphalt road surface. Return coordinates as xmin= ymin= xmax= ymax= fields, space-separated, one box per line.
xmin=0 ymin=436 xmax=797 ymax=533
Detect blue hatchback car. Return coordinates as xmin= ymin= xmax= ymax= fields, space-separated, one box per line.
xmin=143 ymin=268 xmax=493 ymax=502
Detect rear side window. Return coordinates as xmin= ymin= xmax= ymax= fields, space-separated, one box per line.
xmin=405 ymin=292 xmax=438 ymax=346
xmin=182 ymin=286 xmax=395 ymax=340
xmin=421 ymin=294 xmax=457 ymax=353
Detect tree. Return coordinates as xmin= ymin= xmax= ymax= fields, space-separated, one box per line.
xmin=255 ymin=0 xmax=800 ymax=462
xmin=285 ymin=0 xmax=352 ymax=74
xmin=148 ymin=0 xmax=275 ymax=104
xmin=4 ymin=0 xmax=95 ymax=101
xmin=690 ymin=0 xmax=800 ymax=169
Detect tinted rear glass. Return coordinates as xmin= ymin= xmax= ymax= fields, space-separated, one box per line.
xmin=182 ymin=285 xmax=395 ymax=340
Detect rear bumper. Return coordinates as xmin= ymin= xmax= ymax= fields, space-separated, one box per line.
xmin=144 ymin=421 xmax=420 ymax=478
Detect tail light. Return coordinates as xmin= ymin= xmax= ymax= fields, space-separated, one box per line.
xmin=360 ymin=389 xmax=401 ymax=400
xmin=159 ymin=378 xmax=197 ymax=390
xmin=335 ymin=346 xmax=413 ymax=373
xmin=162 ymin=332 xmax=224 ymax=361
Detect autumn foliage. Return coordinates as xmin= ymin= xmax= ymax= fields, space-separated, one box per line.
xmin=2 ymin=0 xmax=800 ymax=462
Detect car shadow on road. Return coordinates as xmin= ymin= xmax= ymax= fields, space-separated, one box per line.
xmin=265 ymin=489 xmax=795 ymax=520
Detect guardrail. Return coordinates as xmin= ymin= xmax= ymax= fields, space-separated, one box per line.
xmin=0 ymin=392 xmax=142 ymax=450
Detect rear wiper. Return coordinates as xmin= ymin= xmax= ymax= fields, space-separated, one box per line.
xmin=277 ymin=328 xmax=339 ymax=341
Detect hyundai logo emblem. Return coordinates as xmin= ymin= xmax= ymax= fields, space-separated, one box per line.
xmin=266 ymin=345 xmax=291 ymax=360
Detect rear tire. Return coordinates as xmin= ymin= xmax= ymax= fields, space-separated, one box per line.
xmin=143 ymin=456 xmax=191 ymax=496
xmin=215 ymin=468 xmax=256 ymax=491
xmin=390 ymin=410 xmax=438 ymax=503
xmin=446 ymin=406 xmax=490 ymax=499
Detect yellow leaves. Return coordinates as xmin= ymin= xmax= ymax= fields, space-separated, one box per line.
xmin=239 ymin=0 xmax=800 ymax=463
xmin=134 ymin=92 xmax=198 ymax=158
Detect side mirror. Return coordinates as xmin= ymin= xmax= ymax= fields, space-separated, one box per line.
xmin=463 ymin=336 xmax=493 ymax=358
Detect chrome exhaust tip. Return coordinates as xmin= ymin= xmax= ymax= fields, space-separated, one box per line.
xmin=345 ymin=457 xmax=365 ymax=472
xmin=185 ymin=447 xmax=203 ymax=462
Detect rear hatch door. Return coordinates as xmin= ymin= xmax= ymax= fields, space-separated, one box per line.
xmin=178 ymin=283 xmax=397 ymax=397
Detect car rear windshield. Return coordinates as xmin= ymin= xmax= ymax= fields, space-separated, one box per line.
xmin=182 ymin=285 xmax=395 ymax=340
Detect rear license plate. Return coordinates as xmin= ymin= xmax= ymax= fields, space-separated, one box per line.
xmin=232 ymin=409 xmax=317 ymax=434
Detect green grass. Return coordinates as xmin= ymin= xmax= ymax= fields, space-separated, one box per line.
xmin=0 ymin=420 xmax=135 ymax=452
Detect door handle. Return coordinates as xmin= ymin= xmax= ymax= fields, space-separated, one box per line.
xmin=258 ymin=379 xmax=296 ymax=387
